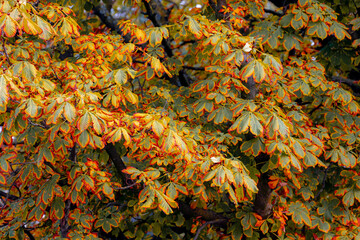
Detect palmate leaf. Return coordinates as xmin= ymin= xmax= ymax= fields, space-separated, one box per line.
xmin=25 ymin=98 xmax=39 ymax=118
xmin=288 ymin=201 xmax=312 ymax=226
xmin=35 ymin=16 xmax=56 ymax=40
xmin=266 ymin=114 xmax=290 ymax=139
xmin=78 ymin=130 xmax=90 ymax=148
xmin=207 ymin=107 xmax=233 ymax=124
xmin=77 ymin=112 xmax=91 ymax=132
xmin=63 ymin=102 xmax=76 ymax=123
xmin=279 ymin=153 xmax=302 ymax=171
xmin=282 ymin=34 xmax=302 ymax=51
xmin=186 ymin=16 xmax=203 ymax=39
xmin=154 ymin=189 xmax=178 ymax=214
xmin=12 ymin=61 xmax=38 ymax=81
xmin=263 ymin=54 xmax=283 ymax=75
xmin=243 ymin=174 xmax=258 ymax=193
xmin=229 ymin=111 xmax=263 ymax=136
xmin=328 ymin=88 xmax=352 ymax=105
xmin=20 ymin=16 xmax=42 ymax=35
xmin=94 ymin=218 xmax=118 ymax=233
xmin=50 ymin=197 xmax=65 ymax=219
xmin=240 ymin=137 xmax=265 ymax=156
xmin=240 ymin=60 xmax=267 ymax=83
xmin=330 ymin=21 xmax=351 ymax=40
xmin=36 ymin=174 xmax=60 ymax=206
xmin=311 ymin=216 xmax=331 ymax=233
xmin=149 ymin=28 xmax=163 ymax=47
xmin=0 ymin=15 xmax=18 ymax=37
xmin=307 ymin=21 xmax=329 ymax=39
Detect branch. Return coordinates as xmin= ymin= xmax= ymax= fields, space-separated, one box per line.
xmin=2 ymin=39 xmax=12 ymax=65
xmin=253 ymin=171 xmax=273 ymax=218
xmin=178 ymin=201 xmax=228 ymax=224
xmin=193 ymin=219 xmax=227 ymax=240
xmin=330 ymin=76 xmax=360 ymax=96
xmin=24 ymin=229 xmax=36 ymax=240
xmin=208 ymin=0 xmax=228 ymax=20
xmin=60 ymin=200 xmax=71 ymax=237
xmin=183 ymin=66 xmax=205 ymax=71
xmin=208 ymin=0 xmax=218 ymax=16
xmin=142 ymin=0 xmax=161 ymax=27
xmin=141 ymin=0 xmax=190 ymax=86
xmin=114 ymin=180 xmax=139 ymax=190
xmin=59 ymin=144 xmax=77 ymax=237
xmin=264 ymin=8 xmax=284 ymax=16
xmin=105 ymin=143 xmax=132 ymax=185
xmin=93 ymin=4 xmax=131 ymax=42
xmin=69 ymin=143 xmax=77 ymax=162
xmin=0 ymin=190 xmax=20 ymax=201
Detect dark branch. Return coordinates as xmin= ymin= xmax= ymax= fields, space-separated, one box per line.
xmin=0 ymin=190 xmax=20 ymax=201
xmin=331 ymin=76 xmax=360 ymax=96
xmin=105 ymin=143 xmax=131 ymax=185
xmin=142 ymin=0 xmax=161 ymax=27
xmin=24 ymin=229 xmax=36 ymax=240
xmin=2 ymin=40 xmax=12 ymax=65
xmin=59 ymin=144 xmax=77 ymax=237
xmin=60 ymin=200 xmax=71 ymax=237
xmin=253 ymin=171 xmax=273 ymax=218
xmin=193 ymin=219 xmax=227 ymax=240
xmin=178 ymin=201 xmax=228 ymax=225
xmin=183 ymin=66 xmax=205 ymax=71
xmin=264 ymin=8 xmax=284 ymax=16
xmin=93 ymin=4 xmax=131 ymax=42
xmin=314 ymin=163 xmax=332 ymax=199
xmin=114 ymin=181 xmax=139 ymax=190
xmin=209 ymin=0 xmax=228 ymax=20
xmin=141 ymin=0 xmax=190 ymax=87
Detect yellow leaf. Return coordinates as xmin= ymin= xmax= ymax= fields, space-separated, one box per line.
xmin=21 ymin=16 xmax=42 ymax=35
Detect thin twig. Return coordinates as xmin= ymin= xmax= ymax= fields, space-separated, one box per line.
xmin=2 ymin=39 xmax=12 ymax=65
xmin=28 ymin=120 xmax=49 ymax=129
xmin=50 ymin=65 xmax=61 ymax=83
xmin=193 ymin=219 xmax=227 ymax=240
xmin=114 ymin=181 xmax=139 ymax=190
xmin=93 ymin=84 xmax=115 ymax=92
xmin=10 ymin=161 xmax=37 ymax=166
xmin=183 ymin=65 xmax=205 ymax=71
xmin=350 ymin=0 xmax=360 ymax=16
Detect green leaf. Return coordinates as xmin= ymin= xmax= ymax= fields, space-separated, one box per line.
xmin=307 ymin=22 xmax=329 ymax=39
xmin=51 ymin=197 xmax=65 ymax=219
xmin=240 ymin=137 xmax=265 ymax=157
xmin=288 ymin=201 xmax=312 ymax=226
xmin=0 ymin=154 xmax=11 ymax=172
xmin=78 ymin=130 xmax=90 ymax=148
xmin=243 ymin=174 xmax=258 ymax=193
xmin=330 ymin=22 xmax=350 ymax=40
xmin=25 ymin=99 xmax=39 ymax=118
xmin=78 ymin=112 xmax=91 ymax=132
xmin=343 ymin=189 xmax=355 ymax=206
xmin=114 ymin=68 xmax=128 ymax=85
xmin=63 ymin=102 xmax=76 ymax=123
xmin=229 ymin=111 xmax=263 ymax=136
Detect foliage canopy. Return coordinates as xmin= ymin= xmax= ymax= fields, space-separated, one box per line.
xmin=1 ymin=0 xmax=360 ymax=239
